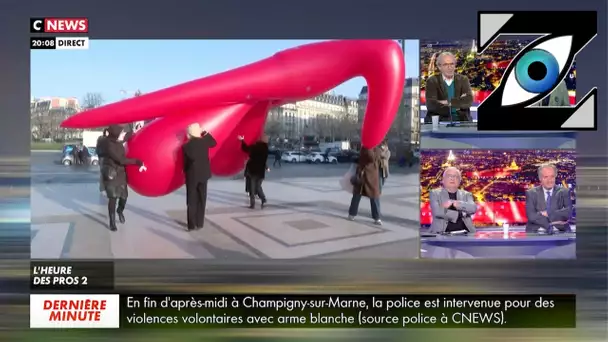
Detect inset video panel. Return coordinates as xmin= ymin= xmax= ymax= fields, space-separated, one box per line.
xmin=419 ymin=149 xmax=576 ymax=259
xmin=418 ymin=38 xmax=578 ymax=150
xmin=30 ymin=39 xmax=421 ymax=260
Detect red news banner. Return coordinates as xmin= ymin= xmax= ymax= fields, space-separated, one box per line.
xmin=30 ymin=17 xmax=89 ymax=50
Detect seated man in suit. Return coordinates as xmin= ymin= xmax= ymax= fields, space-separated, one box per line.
xmin=428 ymin=166 xmax=478 ymax=234
xmin=424 ymin=52 xmax=474 ymax=123
xmin=525 ymin=163 xmax=573 ymax=234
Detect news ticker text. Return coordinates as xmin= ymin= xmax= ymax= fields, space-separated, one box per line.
xmin=30 ymin=261 xmax=114 ymax=292
xmin=30 ymin=37 xmax=89 ymax=50
xmin=30 ymin=294 xmax=575 ymax=329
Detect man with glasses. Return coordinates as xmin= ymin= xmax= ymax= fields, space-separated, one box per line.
xmin=525 ymin=164 xmax=572 ymax=234
xmin=428 ymin=167 xmax=477 ymax=234
xmin=424 ymin=52 xmax=474 ymax=123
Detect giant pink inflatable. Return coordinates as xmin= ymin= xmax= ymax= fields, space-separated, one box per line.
xmin=61 ymin=40 xmax=405 ymax=197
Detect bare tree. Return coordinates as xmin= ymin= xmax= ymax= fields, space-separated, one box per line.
xmin=265 ymin=115 xmax=282 ymax=139
xmin=335 ymin=113 xmax=358 ymax=141
xmin=31 ymin=106 xmax=77 ymax=141
xmin=52 ymin=107 xmax=78 ymax=141
xmin=82 ymin=92 xmax=104 ymax=109
xmin=314 ymin=115 xmax=332 ymax=140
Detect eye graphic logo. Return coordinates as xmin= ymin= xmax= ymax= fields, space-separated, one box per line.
xmin=477 ymin=11 xmax=597 ymax=131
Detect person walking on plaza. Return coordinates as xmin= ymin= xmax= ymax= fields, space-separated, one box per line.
xmin=378 ymin=141 xmax=390 ymax=189
xmin=182 ymin=123 xmax=217 ymax=231
xmin=273 ymin=148 xmax=282 ymax=168
xmin=347 ymin=146 xmax=382 ymax=225
xmin=245 ymin=160 xmax=268 ymax=198
xmin=96 ymin=128 xmax=109 ymax=193
xmin=101 ymin=125 xmax=145 ymax=231
xmin=239 ymin=134 xmax=269 ymax=209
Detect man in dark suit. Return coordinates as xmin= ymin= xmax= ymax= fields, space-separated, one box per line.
xmin=239 ymin=134 xmax=269 ymax=209
xmin=182 ymin=123 xmax=217 ymax=231
xmin=424 ymin=52 xmax=474 ymax=122
xmin=525 ymin=163 xmax=573 ymax=234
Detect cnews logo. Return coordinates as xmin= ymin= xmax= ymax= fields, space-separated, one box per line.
xmin=30 ymin=18 xmax=88 ymax=33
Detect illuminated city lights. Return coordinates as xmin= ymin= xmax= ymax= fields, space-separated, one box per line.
xmin=420 ymin=150 xmax=576 ymax=227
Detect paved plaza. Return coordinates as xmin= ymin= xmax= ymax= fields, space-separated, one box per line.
xmin=31 ymin=152 xmax=421 ymax=259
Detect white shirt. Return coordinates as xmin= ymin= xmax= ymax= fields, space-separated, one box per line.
xmin=443 ymin=77 xmax=454 ymax=86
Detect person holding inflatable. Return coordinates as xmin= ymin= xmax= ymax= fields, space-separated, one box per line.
xmin=100 ymin=125 xmax=146 ymax=231
xmin=182 ymin=123 xmax=217 ymax=230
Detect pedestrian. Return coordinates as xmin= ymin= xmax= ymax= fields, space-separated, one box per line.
xmin=101 ymin=125 xmax=145 ymax=231
xmin=96 ymin=129 xmax=109 ymax=193
xmin=347 ymin=147 xmax=382 ymax=225
xmin=378 ymin=141 xmax=390 ymax=189
xmin=239 ymin=134 xmax=269 ymax=209
xmin=80 ymin=145 xmax=90 ymax=165
xmin=245 ymin=162 xmax=267 ymax=198
xmin=71 ymin=145 xmax=80 ymax=165
xmin=182 ymin=123 xmax=217 ymax=230
xmin=323 ymin=148 xmax=331 ymax=163
xmin=273 ymin=148 xmax=282 ymax=168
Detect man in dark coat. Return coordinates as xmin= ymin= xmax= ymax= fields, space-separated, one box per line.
xmin=71 ymin=145 xmax=80 ymax=165
xmin=101 ymin=125 xmax=144 ymax=231
xmin=96 ymin=129 xmax=109 ymax=192
xmin=81 ymin=145 xmax=88 ymax=164
xmin=182 ymin=123 xmax=217 ymax=231
xmin=239 ymin=134 xmax=269 ymax=209
xmin=273 ymin=148 xmax=282 ymax=168
xmin=348 ymin=147 xmax=382 ymax=225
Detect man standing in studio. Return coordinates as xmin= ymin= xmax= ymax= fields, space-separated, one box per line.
xmin=424 ymin=52 xmax=474 ymax=123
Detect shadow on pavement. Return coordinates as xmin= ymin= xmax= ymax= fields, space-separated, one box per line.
xmin=35 ymin=184 xmax=111 ymax=230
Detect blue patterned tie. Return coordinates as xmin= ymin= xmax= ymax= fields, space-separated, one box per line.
xmin=546 ymin=191 xmax=552 ymax=234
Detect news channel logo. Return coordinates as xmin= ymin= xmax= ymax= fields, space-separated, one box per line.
xmin=476 ymin=11 xmax=597 ymax=131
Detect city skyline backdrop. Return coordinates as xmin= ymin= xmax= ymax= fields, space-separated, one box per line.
xmin=31 ymin=39 xmax=420 ymax=104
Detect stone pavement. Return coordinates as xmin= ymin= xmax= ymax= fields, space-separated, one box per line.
xmin=31 ymin=173 xmax=421 ymax=259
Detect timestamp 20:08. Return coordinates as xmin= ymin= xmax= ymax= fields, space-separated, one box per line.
xmin=31 ymin=37 xmax=56 ymax=49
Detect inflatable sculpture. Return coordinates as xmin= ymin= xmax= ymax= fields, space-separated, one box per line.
xmin=61 ymin=40 xmax=405 ymax=197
